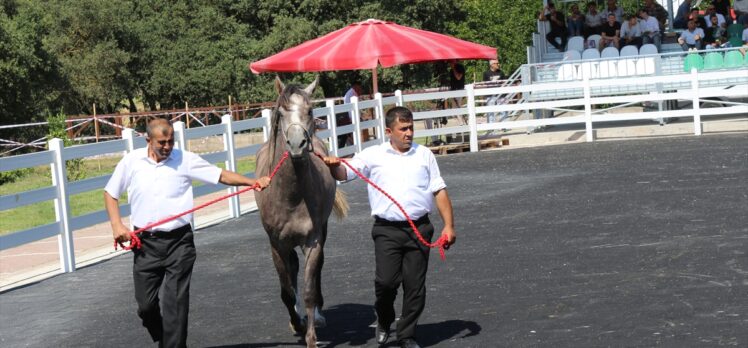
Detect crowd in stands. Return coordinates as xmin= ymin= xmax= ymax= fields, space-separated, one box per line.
xmin=539 ymin=0 xmax=748 ymax=54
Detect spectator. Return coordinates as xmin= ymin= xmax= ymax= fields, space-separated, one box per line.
xmin=679 ymin=19 xmax=705 ymax=51
xmin=602 ymin=0 xmax=624 ymax=23
xmin=568 ymin=3 xmax=585 ymax=37
xmin=705 ymin=14 xmax=727 ymax=49
xmin=734 ymin=0 xmax=748 ymax=25
xmin=674 ymin=0 xmax=692 ymax=29
xmin=689 ymin=7 xmax=708 ymax=29
xmin=643 ymin=0 xmax=669 ymax=32
xmin=482 ymin=59 xmax=508 ymax=136
xmin=599 ymin=13 xmax=621 ymax=50
xmin=711 ymin=0 xmax=732 ymax=24
xmin=620 ymin=14 xmax=643 ymax=49
xmin=336 ymin=81 xmax=362 ymax=147
xmin=539 ymin=2 xmax=568 ymax=51
xmin=704 ymin=5 xmax=727 ymax=28
xmin=639 ymin=9 xmax=662 ymax=52
xmin=584 ymin=1 xmax=604 ymax=38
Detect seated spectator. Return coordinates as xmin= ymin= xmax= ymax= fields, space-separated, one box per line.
xmin=643 ymin=0 xmax=668 ymax=32
xmin=539 ymin=2 xmax=568 ymax=51
xmin=711 ymin=0 xmax=732 ymax=25
xmin=678 ymin=19 xmax=705 ymax=51
xmin=674 ymin=0 xmax=693 ymax=29
xmin=599 ymin=13 xmax=621 ymax=50
xmin=704 ymin=14 xmax=728 ymax=49
xmin=689 ymin=7 xmax=708 ymax=29
xmin=704 ymin=4 xmax=727 ymax=28
xmin=568 ymin=3 xmax=585 ymax=37
xmin=620 ymin=14 xmax=643 ymax=49
xmin=602 ymin=0 xmax=624 ymax=23
xmin=735 ymin=0 xmax=748 ymax=26
xmin=584 ymin=1 xmax=603 ymax=38
xmin=639 ymin=9 xmax=662 ymax=52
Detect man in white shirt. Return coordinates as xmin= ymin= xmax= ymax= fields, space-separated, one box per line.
xmin=678 ymin=19 xmax=705 ymax=51
xmin=620 ymin=14 xmax=643 ymax=49
xmin=704 ymin=5 xmax=726 ymax=28
xmin=324 ymin=107 xmax=456 ymax=348
xmin=639 ymin=9 xmax=662 ymax=52
xmin=602 ymin=0 xmax=624 ymax=23
xmin=104 ymin=118 xmax=270 ymax=347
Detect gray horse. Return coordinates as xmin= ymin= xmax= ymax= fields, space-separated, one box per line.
xmin=255 ymin=77 xmax=348 ymax=348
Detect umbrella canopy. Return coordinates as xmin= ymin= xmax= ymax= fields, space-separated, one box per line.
xmin=250 ymin=19 xmax=497 ymax=93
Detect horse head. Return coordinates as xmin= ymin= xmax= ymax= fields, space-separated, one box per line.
xmin=273 ymin=76 xmax=318 ymax=160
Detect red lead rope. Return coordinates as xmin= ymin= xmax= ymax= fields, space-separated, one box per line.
xmin=114 ymin=152 xmax=290 ymax=251
xmin=116 ymin=150 xmax=448 ymax=260
xmin=314 ymin=153 xmax=450 ymax=260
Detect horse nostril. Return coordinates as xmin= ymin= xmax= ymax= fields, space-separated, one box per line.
xmin=299 ymin=139 xmax=307 ymax=148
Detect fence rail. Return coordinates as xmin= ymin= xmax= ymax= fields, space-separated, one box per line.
xmin=1 ymin=66 xmax=747 ymax=274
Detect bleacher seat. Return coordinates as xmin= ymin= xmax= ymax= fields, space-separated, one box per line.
xmin=599 ymin=47 xmax=619 ymax=78
xmin=637 ymin=44 xmax=658 ymax=75
xmin=704 ymin=52 xmax=724 ymax=70
xmin=563 ymin=50 xmax=581 ymax=61
xmin=724 ymin=51 xmax=743 ymax=68
xmin=568 ymin=36 xmax=585 ymax=53
xmin=581 ymin=48 xmax=600 ymax=78
xmin=683 ymin=53 xmax=704 ymax=72
xmin=587 ymin=34 xmax=601 ymax=50
xmin=618 ymin=45 xmax=638 ymax=77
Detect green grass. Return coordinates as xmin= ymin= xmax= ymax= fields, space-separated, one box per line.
xmin=0 ymin=155 xmax=258 ymax=235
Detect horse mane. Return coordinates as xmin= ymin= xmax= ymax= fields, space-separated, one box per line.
xmin=268 ymin=84 xmax=313 ymax=172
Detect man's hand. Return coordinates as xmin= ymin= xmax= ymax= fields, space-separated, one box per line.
xmin=440 ymin=226 xmax=456 ymax=249
xmin=112 ymin=222 xmax=132 ymax=244
xmin=254 ymin=176 xmax=271 ymax=191
xmin=322 ymin=156 xmax=341 ymax=167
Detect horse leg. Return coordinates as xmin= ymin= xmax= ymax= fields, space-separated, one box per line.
xmin=270 ymin=245 xmax=304 ymax=334
xmin=302 ymin=244 xmax=324 ymax=348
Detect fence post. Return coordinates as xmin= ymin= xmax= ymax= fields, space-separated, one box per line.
xmin=691 ymin=69 xmax=702 ymax=136
xmin=326 ymin=100 xmax=339 ymax=157
xmin=583 ymin=74 xmax=594 ymax=142
xmin=395 ymin=90 xmax=403 ymax=106
xmin=466 ymin=85 xmax=478 ymax=152
xmin=48 ymin=138 xmax=75 ymax=273
xmin=222 ymin=115 xmax=240 ymax=218
xmin=374 ymin=92 xmax=385 ymax=143
xmin=173 ymin=121 xmax=186 ymax=150
xmin=123 ymin=128 xmax=135 ymax=152
xmin=261 ymin=109 xmax=272 ymax=142
xmin=351 ymin=96 xmax=362 ymax=153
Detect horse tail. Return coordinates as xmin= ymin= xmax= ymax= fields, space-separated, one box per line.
xmin=332 ymin=188 xmax=349 ymax=221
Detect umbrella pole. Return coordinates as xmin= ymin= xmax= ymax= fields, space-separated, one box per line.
xmin=372 ymin=68 xmax=379 ymax=95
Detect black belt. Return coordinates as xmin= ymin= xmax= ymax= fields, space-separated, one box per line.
xmin=134 ymin=224 xmax=192 ymax=239
xmin=374 ymin=215 xmax=430 ymax=227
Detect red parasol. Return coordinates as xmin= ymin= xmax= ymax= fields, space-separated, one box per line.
xmin=250 ymin=19 xmax=496 ymax=93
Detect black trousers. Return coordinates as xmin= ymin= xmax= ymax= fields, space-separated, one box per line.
xmin=132 ymin=224 xmax=196 ymax=348
xmin=372 ymin=216 xmax=434 ymax=341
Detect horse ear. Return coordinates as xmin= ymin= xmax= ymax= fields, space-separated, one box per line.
xmin=274 ymin=76 xmax=285 ymax=95
xmin=303 ymin=76 xmax=319 ymax=96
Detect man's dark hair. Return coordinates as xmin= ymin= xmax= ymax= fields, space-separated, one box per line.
xmin=385 ymin=106 xmax=413 ymax=128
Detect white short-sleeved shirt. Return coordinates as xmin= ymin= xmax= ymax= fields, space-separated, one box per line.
xmin=620 ymin=21 xmax=642 ymax=38
xmin=105 ymin=147 xmax=222 ymax=231
xmin=680 ymin=28 xmax=705 ymax=45
xmin=640 ymin=16 xmax=660 ymax=35
xmin=704 ymin=13 xmax=726 ymax=28
xmin=343 ymin=142 xmax=446 ymax=221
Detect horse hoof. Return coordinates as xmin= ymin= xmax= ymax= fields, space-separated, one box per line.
xmin=289 ymin=320 xmax=305 ymax=335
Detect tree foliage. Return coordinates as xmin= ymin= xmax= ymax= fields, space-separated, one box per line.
xmin=1 ymin=0 xmax=543 ymax=135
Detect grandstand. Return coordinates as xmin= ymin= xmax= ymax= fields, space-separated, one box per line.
xmin=514 ymin=0 xmax=748 ymax=125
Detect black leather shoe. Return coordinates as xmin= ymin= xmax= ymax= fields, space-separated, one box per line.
xmin=375 ymin=324 xmax=390 ymax=344
xmin=399 ymin=338 xmax=421 ymax=348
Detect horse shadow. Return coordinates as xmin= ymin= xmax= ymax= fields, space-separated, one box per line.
xmin=206 ymin=303 xmax=481 ymax=347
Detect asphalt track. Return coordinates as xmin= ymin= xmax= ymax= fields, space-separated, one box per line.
xmin=1 ymin=133 xmax=747 ymax=347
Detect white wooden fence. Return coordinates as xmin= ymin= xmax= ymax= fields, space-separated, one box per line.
xmin=1 ymin=67 xmax=746 ymax=274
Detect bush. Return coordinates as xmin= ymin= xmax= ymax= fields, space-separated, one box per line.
xmin=0 ymin=168 xmax=33 ymax=185
xmin=46 ymin=110 xmax=86 ymax=181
